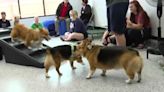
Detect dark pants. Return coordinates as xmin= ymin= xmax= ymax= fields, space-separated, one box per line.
xmin=0 ymin=47 xmax=3 ymax=60
xmin=107 ymin=2 xmax=129 ymax=34
xmin=126 ymin=28 xmax=151 ymax=46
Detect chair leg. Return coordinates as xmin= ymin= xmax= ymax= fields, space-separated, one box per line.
xmin=147 ymin=50 xmax=149 ymax=59
xmin=0 ymin=47 xmax=3 ymax=60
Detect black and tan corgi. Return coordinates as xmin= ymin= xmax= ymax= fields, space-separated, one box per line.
xmin=44 ymin=45 xmax=83 ymax=78
xmin=77 ymin=38 xmax=143 ymax=84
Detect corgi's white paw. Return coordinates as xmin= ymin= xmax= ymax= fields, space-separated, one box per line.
xmin=46 ymin=73 xmax=50 ymax=78
xmin=125 ymin=79 xmax=132 ymax=84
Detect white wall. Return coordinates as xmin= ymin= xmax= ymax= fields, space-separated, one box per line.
xmin=69 ymin=0 xmax=82 ymax=14
xmin=12 ymin=0 xmax=164 ymax=37
xmin=90 ymin=0 xmax=164 ymax=37
xmin=10 ymin=16 xmax=55 ymax=28
xmin=136 ymin=0 xmax=164 ymax=37
xmin=91 ymin=0 xmax=107 ymax=27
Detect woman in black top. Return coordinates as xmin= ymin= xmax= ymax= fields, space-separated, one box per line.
xmin=0 ymin=12 xmax=11 ymax=28
xmin=80 ymin=0 xmax=92 ymax=26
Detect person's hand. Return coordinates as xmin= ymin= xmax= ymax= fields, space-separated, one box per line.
xmin=126 ymin=18 xmax=132 ymax=24
xmin=59 ymin=17 xmax=66 ymax=20
xmin=102 ymin=35 xmax=110 ymax=46
xmin=126 ymin=18 xmax=133 ymax=28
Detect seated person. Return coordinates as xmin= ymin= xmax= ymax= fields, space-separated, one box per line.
xmin=126 ymin=0 xmax=151 ymax=48
xmin=80 ymin=0 xmax=92 ymax=25
xmin=31 ymin=16 xmax=43 ymax=30
xmin=55 ymin=0 xmax=73 ymax=35
xmin=61 ymin=10 xmax=88 ymax=41
xmin=13 ymin=16 xmax=20 ymax=26
xmin=0 ymin=12 xmax=11 ymax=28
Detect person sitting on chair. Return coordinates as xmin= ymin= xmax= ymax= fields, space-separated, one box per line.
xmin=61 ymin=10 xmax=88 ymax=41
xmin=0 ymin=12 xmax=11 ymax=28
xmin=125 ymin=0 xmax=151 ymax=48
xmin=31 ymin=16 xmax=43 ymax=30
xmin=80 ymin=0 xmax=92 ymax=26
xmin=13 ymin=16 xmax=20 ymax=26
xmin=55 ymin=0 xmax=73 ymax=35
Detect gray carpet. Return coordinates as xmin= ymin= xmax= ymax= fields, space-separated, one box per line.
xmin=0 ymin=40 xmax=164 ymax=92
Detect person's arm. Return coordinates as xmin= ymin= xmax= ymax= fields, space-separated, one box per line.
xmin=84 ymin=5 xmax=92 ymax=15
xmin=74 ymin=20 xmax=82 ymax=33
xmin=31 ymin=24 xmax=36 ymax=29
xmin=39 ymin=23 xmax=43 ymax=29
xmin=126 ymin=13 xmax=145 ymax=30
xmin=56 ymin=3 xmax=62 ymax=18
xmin=66 ymin=3 xmax=73 ymax=18
xmin=7 ymin=20 xmax=11 ymax=27
xmin=0 ymin=21 xmax=2 ymax=28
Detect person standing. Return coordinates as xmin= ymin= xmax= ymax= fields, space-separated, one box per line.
xmin=102 ymin=0 xmax=129 ymax=46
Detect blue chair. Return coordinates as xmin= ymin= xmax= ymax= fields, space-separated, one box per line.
xmin=58 ymin=20 xmax=67 ymax=36
xmin=43 ymin=20 xmax=56 ymax=36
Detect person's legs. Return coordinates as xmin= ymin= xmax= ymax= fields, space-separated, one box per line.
xmin=65 ymin=33 xmax=84 ymax=41
xmin=143 ymin=28 xmax=151 ymax=41
xmin=55 ymin=19 xmax=59 ymax=34
xmin=115 ymin=33 xmax=126 ymax=46
xmin=65 ymin=18 xmax=70 ymax=32
xmin=110 ymin=2 xmax=129 ymax=46
xmin=127 ymin=29 xmax=143 ymax=46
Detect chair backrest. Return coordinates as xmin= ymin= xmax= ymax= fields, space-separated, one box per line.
xmin=87 ymin=8 xmax=94 ymax=29
xmin=89 ymin=13 xmax=94 ymax=23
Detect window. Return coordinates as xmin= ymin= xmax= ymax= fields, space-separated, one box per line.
xmin=0 ymin=0 xmax=62 ymax=19
xmin=0 ymin=0 xmax=19 ymax=19
xmin=44 ymin=0 xmax=62 ymax=15
xmin=19 ymin=0 xmax=44 ymax=18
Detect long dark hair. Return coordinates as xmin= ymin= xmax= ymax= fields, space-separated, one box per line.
xmin=130 ymin=0 xmax=150 ymax=24
xmin=82 ymin=0 xmax=88 ymax=4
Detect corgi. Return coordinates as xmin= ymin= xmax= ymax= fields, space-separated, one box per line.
xmin=77 ymin=38 xmax=143 ymax=84
xmin=10 ymin=24 xmax=50 ymax=48
xmin=44 ymin=45 xmax=83 ymax=78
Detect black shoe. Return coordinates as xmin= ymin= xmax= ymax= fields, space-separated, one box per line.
xmin=54 ymin=34 xmax=60 ymax=37
xmin=131 ymin=43 xmax=137 ymax=47
xmin=60 ymin=36 xmax=65 ymax=41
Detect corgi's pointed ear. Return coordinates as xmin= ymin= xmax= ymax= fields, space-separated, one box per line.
xmin=77 ymin=41 xmax=81 ymax=44
xmin=87 ymin=37 xmax=92 ymax=43
xmin=87 ymin=44 xmax=92 ymax=50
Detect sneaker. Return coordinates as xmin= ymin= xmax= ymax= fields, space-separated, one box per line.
xmin=60 ymin=36 xmax=65 ymax=41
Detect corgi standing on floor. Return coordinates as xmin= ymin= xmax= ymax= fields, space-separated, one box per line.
xmin=77 ymin=38 xmax=143 ymax=84
xmin=44 ymin=45 xmax=83 ymax=78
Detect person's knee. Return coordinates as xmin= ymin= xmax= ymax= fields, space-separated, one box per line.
xmin=55 ymin=19 xmax=59 ymax=23
xmin=65 ymin=18 xmax=70 ymax=23
xmin=72 ymin=33 xmax=84 ymax=40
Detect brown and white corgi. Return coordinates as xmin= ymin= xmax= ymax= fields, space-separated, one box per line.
xmin=77 ymin=38 xmax=143 ymax=84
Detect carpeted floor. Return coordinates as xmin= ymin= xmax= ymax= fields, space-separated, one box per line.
xmin=0 ymin=39 xmax=164 ymax=92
